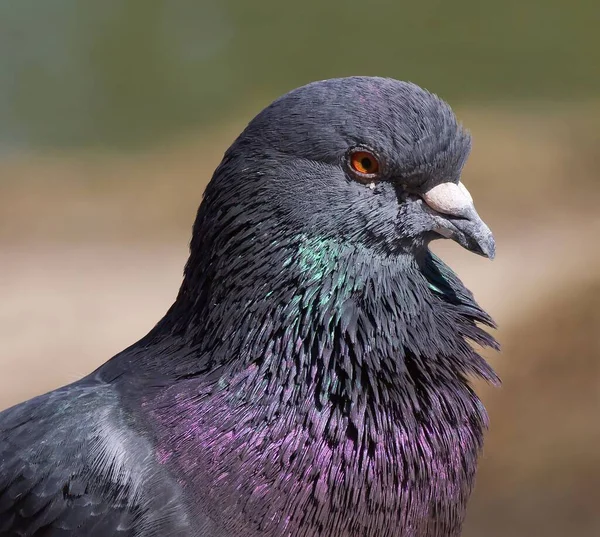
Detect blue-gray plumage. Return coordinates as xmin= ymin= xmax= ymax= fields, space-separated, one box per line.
xmin=0 ymin=77 xmax=498 ymax=537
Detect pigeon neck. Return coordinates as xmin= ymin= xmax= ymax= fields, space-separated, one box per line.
xmin=155 ymin=234 xmax=497 ymax=397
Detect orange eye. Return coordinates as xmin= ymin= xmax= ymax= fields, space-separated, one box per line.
xmin=349 ymin=150 xmax=380 ymax=177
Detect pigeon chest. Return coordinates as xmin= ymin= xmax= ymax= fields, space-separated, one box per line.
xmin=150 ymin=387 xmax=481 ymax=537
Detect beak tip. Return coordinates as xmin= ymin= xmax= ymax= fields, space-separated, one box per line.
xmin=478 ymin=234 xmax=496 ymax=260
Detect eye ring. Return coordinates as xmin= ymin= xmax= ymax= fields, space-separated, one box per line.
xmin=347 ymin=148 xmax=382 ymax=182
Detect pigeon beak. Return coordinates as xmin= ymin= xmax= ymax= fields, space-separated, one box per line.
xmin=420 ymin=181 xmax=495 ymax=259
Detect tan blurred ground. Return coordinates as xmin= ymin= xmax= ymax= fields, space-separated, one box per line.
xmin=1 ymin=107 xmax=599 ymax=536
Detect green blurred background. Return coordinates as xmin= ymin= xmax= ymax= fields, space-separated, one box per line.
xmin=1 ymin=1 xmax=599 ymax=535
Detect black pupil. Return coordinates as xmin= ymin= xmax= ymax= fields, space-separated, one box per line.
xmin=360 ymin=157 xmax=372 ymax=171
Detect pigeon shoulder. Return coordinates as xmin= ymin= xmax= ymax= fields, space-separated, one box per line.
xmin=0 ymin=380 xmax=194 ymax=537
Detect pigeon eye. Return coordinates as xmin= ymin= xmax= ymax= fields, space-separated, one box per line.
xmin=348 ymin=149 xmax=381 ymax=179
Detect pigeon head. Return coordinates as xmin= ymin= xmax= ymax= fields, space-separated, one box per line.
xmin=192 ymin=76 xmax=494 ymax=266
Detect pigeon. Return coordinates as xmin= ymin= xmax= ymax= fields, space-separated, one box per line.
xmin=0 ymin=76 xmax=499 ymax=537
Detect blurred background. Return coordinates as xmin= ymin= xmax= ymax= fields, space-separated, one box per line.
xmin=0 ymin=1 xmax=599 ymax=535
